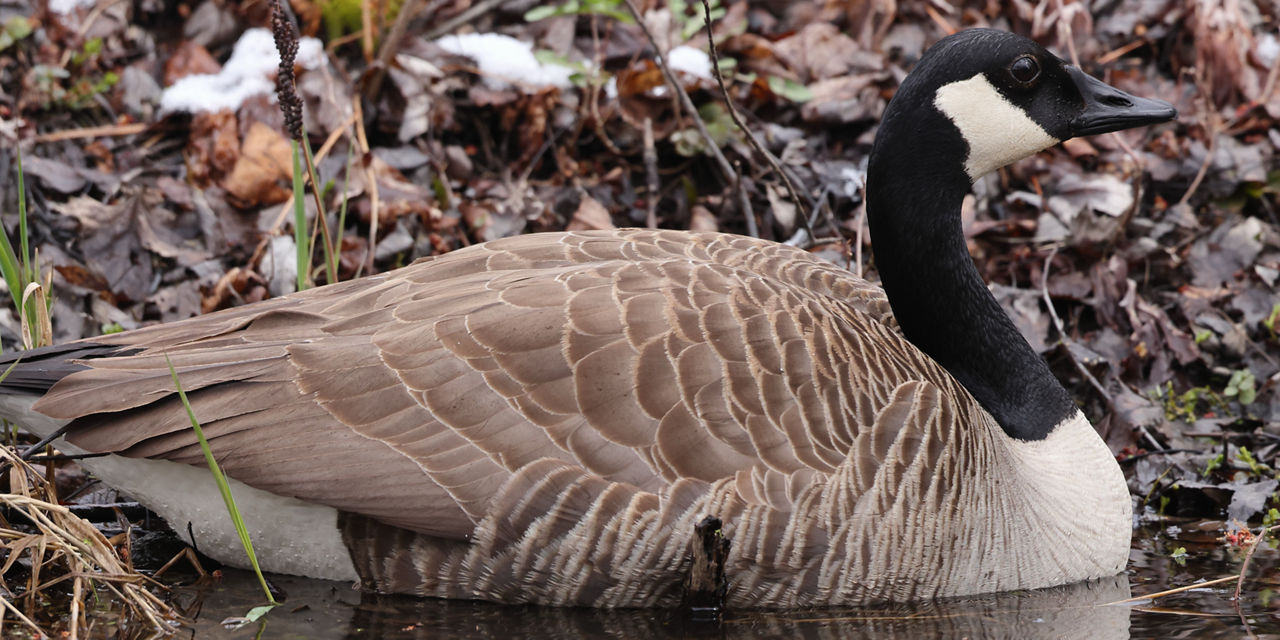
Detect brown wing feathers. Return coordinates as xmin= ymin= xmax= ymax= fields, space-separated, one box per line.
xmin=16 ymin=230 xmax=978 ymax=555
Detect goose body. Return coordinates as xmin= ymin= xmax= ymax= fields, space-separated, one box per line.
xmin=0 ymin=29 xmax=1174 ymax=608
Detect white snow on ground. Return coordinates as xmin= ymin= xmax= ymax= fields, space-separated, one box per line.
xmin=666 ymin=45 xmax=712 ymax=80
xmin=159 ymin=28 xmax=325 ymax=114
xmin=48 ymin=0 xmax=96 ymax=15
xmin=435 ymin=33 xmax=575 ymax=90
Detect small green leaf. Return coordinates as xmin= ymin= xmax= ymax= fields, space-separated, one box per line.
xmin=767 ymin=76 xmax=813 ymax=103
xmin=524 ymin=3 xmax=570 ymax=21
xmin=1263 ymin=508 xmax=1280 ymax=527
xmin=245 ymin=604 xmax=276 ymax=622
xmin=1224 ymin=369 xmax=1257 ymax=405
xmin=1264 ymin=303 xmax=1280 ymax=337
xmin=1194 ymin=329 xmax=1213 ymax=344
xmin=5 ymin=16 xmax=32 ymax=40
xmin=1203 ymin=452 xmax=1224 ymax=477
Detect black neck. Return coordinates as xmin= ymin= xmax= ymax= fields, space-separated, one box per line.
xmin=865 ymin=106 xmax=1076 ymax=441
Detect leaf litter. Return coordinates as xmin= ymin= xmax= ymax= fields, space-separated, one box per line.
xmin=0 ymin=0 xmax=1277 ymax=631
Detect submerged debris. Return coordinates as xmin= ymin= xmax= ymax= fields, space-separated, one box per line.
xmin=681 ymin=516 xmax=731 ymax=617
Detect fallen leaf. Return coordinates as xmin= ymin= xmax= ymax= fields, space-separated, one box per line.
xmin=1188 ymin=217 xmax=1265 ymax=288
xmin=1226 ymin=478 xmax=1279 ymax=523
xmin=223 ymin=121 xmax=294 ymax=208
xmin=566 ymin=194 xmax=615 ymax=231
xmin=164 ymin=40 xmax=221 ymax=86
xmin=53 ymin=196 xmax=151 ymax=303
xmin=186 ymin=110 xmax=240 ymax=188
xmin=799 ymin=74 xmax=883 ymax=124
xmin=689 ymin=205 xmax=718 ymax=232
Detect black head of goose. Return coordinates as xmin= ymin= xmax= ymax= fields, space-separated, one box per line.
xmin=0 ymin=29 xmax=1174 ymax=608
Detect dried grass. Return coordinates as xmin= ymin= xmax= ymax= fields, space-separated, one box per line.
xmin=0 ymin=446 xmax=180 ymax=637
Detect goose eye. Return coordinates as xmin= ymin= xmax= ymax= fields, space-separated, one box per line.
xmin=1009 ymin=56 xmax=1040 ymax=84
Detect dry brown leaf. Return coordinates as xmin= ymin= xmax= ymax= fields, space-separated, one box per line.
xmin=773 ymin=23 xmax=879 ymax=82
xmin=800 ymin=75 xmax=883 ymax=124
xmin=163 ymin=40 xmax=221 ymax=86
xmin=223 ymin=121 xmax=294 ymax=208
xmin=186 ymin=110 xmax=240 ymax=188
xmin=689 ymin=205 xmax=719 ymax=232
xmin=566 ymin=195 xmax=615 ymax=231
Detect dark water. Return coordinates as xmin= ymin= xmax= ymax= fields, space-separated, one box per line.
xmin=166 ymin=520 xmax=1280 ymax=639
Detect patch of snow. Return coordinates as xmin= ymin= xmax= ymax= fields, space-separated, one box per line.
xmin=435 ymin=33 xmax=574 ymax=90
xmin=1257 ymin=33 xmax=1279 ymax=67
xmin=667 ymin=45 xmax=712 ymax=80
xmin=839 ymin=165 xmax=866 ymax=197
xmin=48 ymin=0 xmax=96 ymax=15
xmin=160 ymin=28 xmax=325 ymax=114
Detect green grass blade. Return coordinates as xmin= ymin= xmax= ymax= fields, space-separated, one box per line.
xmin=164 ymin=353 xmax=279 ymax=606
xmin=15 ymin=147 xmax=29 ymax=286
xmin=300 ymin=134 xmax=336 ymax=285
xmin=0 ymin=149 xmax=32 ymax=344
xmin=291 ymin=140 xmax=309 ymax=291
xmin=333 ymin=145 xmax=353 ymax=282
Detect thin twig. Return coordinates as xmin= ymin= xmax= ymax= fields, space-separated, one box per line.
xmin=1095 ymin=40 xmax=1146 ymax=66
xmin=364 ymin=0 xmax=427 ymax=105
xmin=18 ymin=422 xmax=72 ymax=461
xmin=1039 ymin=247 xmax=1111 ymax=404
xmin=643 ymin=118 xmax=658 ymax=228
xmin=422 ymin=0 xmax=508 ymax=41
xmin=734 ymin=163 xmax=758 ymax=238
xmin=619 ymin=0 xmax=751 ymax=226
xmin=1106 ymin=574 xmax=1241 ymax=605
xmin=698 ymin=0 xmax=814 ymax=241
xmin=1234 ymin=524 xmax=1280 ymax=601
xmin=33 ymin=122 xmax=150 ymax=143
xmin=263 ymin=113 xmax=357 ymax=243
xmin=0 ymin=594 xmax=43 ymax=636
xmin=1178 ymin=65 xmax=1223 ymax=208
xmin=1053 ymin=0 xmax=1081 ymax=68
xmin=1177 ymin=120 xmax=1219 ymax=208
xmin=70 ymin=574 xmax=82 ymax=640
xmin=359 ymin=0 xmax=375 ymax=63
xmin=353 ymin=98 xmax=380 ymax=277
xmin=300 ymin=137 xmax=336 ymax=284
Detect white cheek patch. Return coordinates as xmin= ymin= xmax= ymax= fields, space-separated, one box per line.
xmin=934 ymin=74 xmax=1060 ymax=180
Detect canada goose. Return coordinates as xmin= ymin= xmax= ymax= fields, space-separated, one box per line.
xmin=0 ymin=29 xmax=1174 ymax=608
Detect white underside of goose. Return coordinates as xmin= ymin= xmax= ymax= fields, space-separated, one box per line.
xmin=0 ymin=395 xmax=359 ymax=582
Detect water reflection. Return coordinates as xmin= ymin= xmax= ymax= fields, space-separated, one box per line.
xmin=180 ymin=572 xmax=1134 ymax=639
xmin=172 ymin=520 xmax=1280 ymax=639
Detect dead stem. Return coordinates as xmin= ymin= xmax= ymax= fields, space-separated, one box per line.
xmin=643 ymin=118 xmax=659 ymax=228
xmin=0 ymin=446 xmax=178 ymax=636
xmin=353 ymin=98 xmax=381 ymax=277
xmin=0 ymin=594 xmax=43 ymax=636
xmin=364 ymin=0 xmax=426 ymax=105
xmin=697 ymin=0 xmax=817 ymax=243
xmin=619 ymin=0 xmax=755 ymax=233
xmin=422 ymin=0 xmax=509 ymax=41
xmin=1234 ymin=524 xmax=1280 ymax=601
xmin=1106 ymin=574 xmax=1241 ymax=605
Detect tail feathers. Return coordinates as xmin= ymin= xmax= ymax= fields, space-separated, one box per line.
xmin=0 ymin=342 xmax=136 ymax=395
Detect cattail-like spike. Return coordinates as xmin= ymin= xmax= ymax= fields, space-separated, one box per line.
xmin=271 ymin=0 xmax=304 ymax=141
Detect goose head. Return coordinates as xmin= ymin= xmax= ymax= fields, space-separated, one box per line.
xmin=874 ymin=28 xmax=1176 ymax=182
xmin=866 ymin=29 xmax=1175 ymax=441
